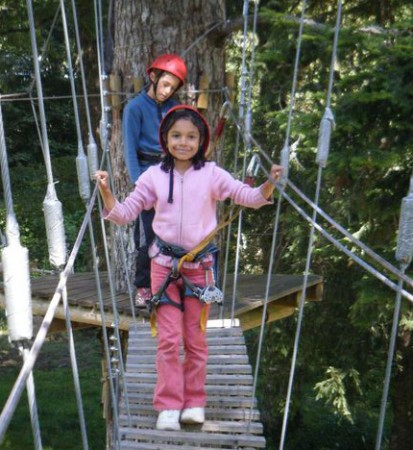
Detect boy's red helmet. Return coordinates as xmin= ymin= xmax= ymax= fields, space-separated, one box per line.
xmin=147 ymin=54 xmax=187 ymax=86
xmin=159 ymin=105 xmax=210 ymax=155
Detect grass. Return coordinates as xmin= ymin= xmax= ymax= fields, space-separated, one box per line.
xmin=0 ymin=316 xmax=106 ymax=450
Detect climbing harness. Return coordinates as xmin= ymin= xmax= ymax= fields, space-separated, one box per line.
xmin=147 ymin=237 xmax=223 ymax=336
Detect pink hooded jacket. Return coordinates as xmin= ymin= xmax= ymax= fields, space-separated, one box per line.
xmin=104 ymin=162 xmax=272 ymax=251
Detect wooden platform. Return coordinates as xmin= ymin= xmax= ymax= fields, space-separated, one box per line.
xmin=117 ymin=322 xmax=266 ymax=449
xmin=0 ymin=271 xmax=323 ymax=332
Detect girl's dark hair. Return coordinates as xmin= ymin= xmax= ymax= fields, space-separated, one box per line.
xmin=160 ymin=109 xmax=207 ymax=172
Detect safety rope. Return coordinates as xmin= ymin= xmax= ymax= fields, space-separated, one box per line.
xmin=69 ymin=0 xmax=100 ymax=178
xmin=60 ymin=0 xmax=91 ymax=202
xmin=93 ymin=0 xmax=136 ymax=437
xmin=0 ymin=99 xmax=41 ymax=446
xmin=0 ymin=182 xmax=98 ymax=442
xmin=20 ymin=344 xmax=42 ymax=450
xmin=26 ymin=0 xmax=67 ymax=269
xmin=62 ymin=283 xmax=89 ymax=450
xmin=375 ymin=176 xmax=413 ymax=449
xmin=279 ymin=2 xmax=342 ymax=447
xmin=228 ymin=0 xmax=258 ymax=325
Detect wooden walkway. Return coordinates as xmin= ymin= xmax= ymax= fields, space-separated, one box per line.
xmin=0 ymin=271 xmax=323 ymax=332
xmin=118 ymin=321 xmax=266 ymax=449
xmin=0 ymin=272 xmax=323 ymax=449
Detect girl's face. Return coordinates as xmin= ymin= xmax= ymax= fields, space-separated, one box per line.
xmin=166 ymin=118 xmax=201 ymax=162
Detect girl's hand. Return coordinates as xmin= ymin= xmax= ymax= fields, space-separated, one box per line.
xmin=270 ymin=164 xmax=283 ymax=182
xmin=94 ymin=170 xmax=116 ymax=211
xmin=94 ymin=170 xmax=110 ymax=191
xmin=260 ymin=164 xmax=283 ymax=199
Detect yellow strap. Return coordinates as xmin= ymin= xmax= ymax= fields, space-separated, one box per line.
xmin=177 ymin=204 xmax=242 ymax=271
xmin=150 ymin=311 xmax=157 ymax=337
xmin=200 ymin=304 xmax=208 ymax=332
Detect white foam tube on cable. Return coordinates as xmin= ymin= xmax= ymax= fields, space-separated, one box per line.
xmin=2 ymin=243 xmax=33 ymax=342
xmin=43 ymin=184 xmax=67 ymax=268
xmin=76 ymin=152 xmax=91 ymax=201
xmin=87 ymin=136 xmax=99 ymax=179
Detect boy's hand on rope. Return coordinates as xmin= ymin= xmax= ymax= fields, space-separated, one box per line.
xmin=260 ymin=164 xmax=283 ymax=200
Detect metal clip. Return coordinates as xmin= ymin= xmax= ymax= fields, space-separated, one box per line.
xmin=246 ymin=154 xmax=261 ymax=178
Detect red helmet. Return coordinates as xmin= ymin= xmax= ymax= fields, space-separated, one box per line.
xmin=159 ymin=105 xmax=210 ymax=155
xmin=147 ymin=54 xmax=187 ymax=86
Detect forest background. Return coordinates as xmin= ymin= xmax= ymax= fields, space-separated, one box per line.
xmin=0 ymin=0 xmax=413 ymax=449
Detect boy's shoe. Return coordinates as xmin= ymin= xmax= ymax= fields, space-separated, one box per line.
xmin=180 ymin=407 xmax=205 ymax=424
xmin=135 ymin=287 xmax=151 ymax=308
xmin=156 ymin=410 xmax=181 ymax=431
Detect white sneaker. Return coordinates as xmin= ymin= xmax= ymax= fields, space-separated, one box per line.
xmin=180 ymin=407 xmax=205 ymax=424
xmin=156 ymin=410 xmax=181 ymax=431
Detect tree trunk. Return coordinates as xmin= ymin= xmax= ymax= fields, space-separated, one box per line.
xmin=108 ymin=0 xmax=227 ymax=292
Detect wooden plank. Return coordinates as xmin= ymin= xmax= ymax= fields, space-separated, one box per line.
xmin=121 ymin=392 xmax=257 ymax=408
xmin=119 ymin=405 xmax=261 ymax=421
xmin=120 ymin=442 xmax=224 ymax=450
xmin=119 ymin=427 xmax=266 ymax=448
xmin=125 ymin=363 xmax=252 ymax=375
xmin=129 ymin=324 xmax=244 ymax=337
xmin=124 ymin=383 xmax=254 ymax=396
xmin=124 ymin=373 xmax=254 ymax=385
xmin=127 ymin=344 xmax=247 ymax=355
xmin=118 ymin=416 xmax=263 ymax=435
xmin=126 ymin=354 xmax=249 ymax=365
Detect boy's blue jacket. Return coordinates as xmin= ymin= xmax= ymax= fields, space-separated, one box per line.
xmin=122 ymin=89 xmax=178 ymax=183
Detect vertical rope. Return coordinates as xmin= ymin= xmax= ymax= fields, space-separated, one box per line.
xmin=279 ymin=0 xmax=308 ymax=185
xmin=60 ymin=0 xmax=90 ymax=201
xmin=375 ymin=176 xmax=413 ymax=449
xmin=62 ymin=283 xmax=90 ymax=450
xmin=26 ymin=0 xmax=67 ymax=268
xmin=20 ymin=345 xmax=43 ymax=450
xmin=0 ymin=101 xmax=33 ymax=342
xmin=0 ymin=186 xmax=98 ymax=442
xmin=229 ymin=0 xmax=252 ymax=324
xmin=69 ymin=0 xmax=99 ymax=178
xmin=279 ymin=3 xmax=342 ymax=448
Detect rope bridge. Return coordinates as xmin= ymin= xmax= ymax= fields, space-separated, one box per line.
xmin=1 ymin=0 xmax=413 ymax=449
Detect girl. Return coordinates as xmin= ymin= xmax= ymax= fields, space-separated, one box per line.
xmin=95 ymin=105 xmax=283 ymax=431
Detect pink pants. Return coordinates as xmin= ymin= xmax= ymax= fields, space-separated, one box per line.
xmin=151 ymin=260 xmax=211 ymax=411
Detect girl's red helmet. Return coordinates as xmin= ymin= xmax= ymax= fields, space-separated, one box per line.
xmin=147 ymin=54 xmax=187 ymax=86
xmin=159 ymin=105 xmax=210 ymax=155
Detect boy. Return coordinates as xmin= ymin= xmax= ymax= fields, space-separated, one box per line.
xmin=122 ymin=54 xmax=187 ymax=308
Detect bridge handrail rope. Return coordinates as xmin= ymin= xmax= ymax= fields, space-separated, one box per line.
xmin=245 ymin=131 xmax=413 ymax=290
xmin=2 ymin=2 xmax=412 ymax=448
xmin=221 ymin=56 xmax=413 ymax=301
xmin=0 ymin=99 xmax=42 ymax=449
xmin=0 ymin=2 xmax=126 ymax=446
xmin=0 ymin=182 xmax=99 ymax=442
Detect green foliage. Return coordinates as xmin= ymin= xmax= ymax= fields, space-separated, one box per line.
xmin=0 ymin=326 xmax=105 ymax=449
xmin=314 ymin=366 xmax=362 ymax=423
xmin=230 ymin=1 xmax=413 ymax=447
